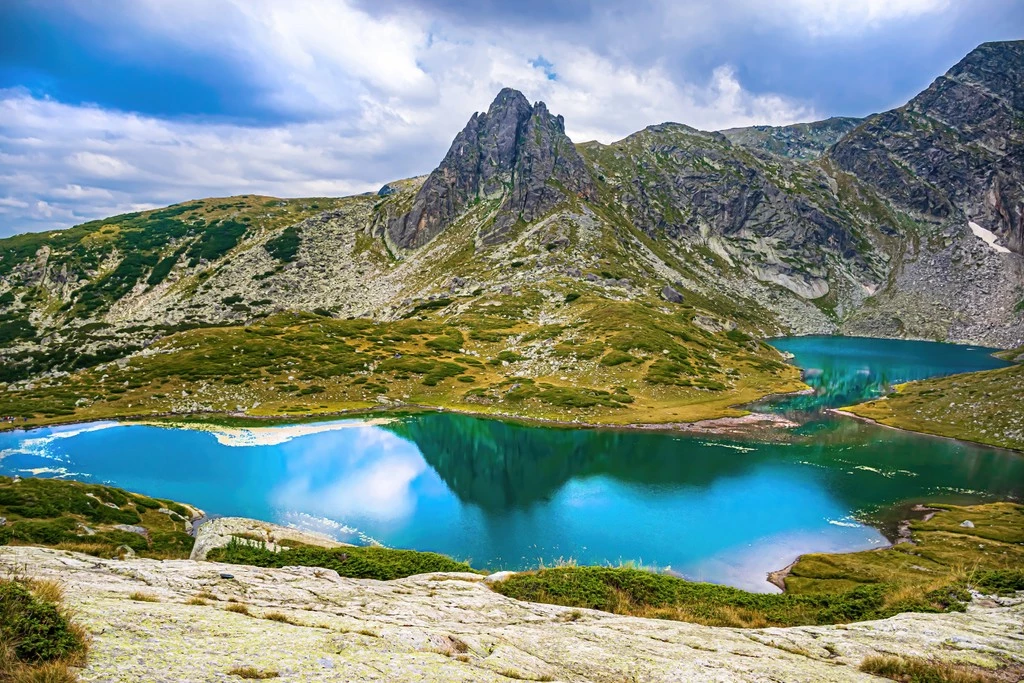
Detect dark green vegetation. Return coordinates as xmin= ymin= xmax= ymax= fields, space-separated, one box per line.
xmin=208 ymin=537 xmax=476 ymax=581
xmin=492 ymin=566 xmax=966 ymax=629
xmin=0 ymin=195 xmax=345 ymax=386
xmin=0 ymin=577 xmax=87 ymax=683
xmin=0 ymin=477 xmax=195 ymax=559
xmin=492 ymin=503 xmax=1024 ymax=628
xmin=847 ymin=347 xmax=1024 ymax=451
xmin=264 ymin=226 xmax=301 ymax=263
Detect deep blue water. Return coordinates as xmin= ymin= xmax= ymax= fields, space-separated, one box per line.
xmin=0 ymin=336 xmax=1021 ymax=592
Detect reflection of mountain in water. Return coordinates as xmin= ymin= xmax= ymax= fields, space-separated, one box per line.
xmin=755 ymin=366 xmax=898 ymax=415
xmin=385 ymin=414 xmax=763 ymax=510
xmin=387 ymin=413 xmax=1024 ymax=522
xmin=762 ymin=336 xmax=1011 ymax=417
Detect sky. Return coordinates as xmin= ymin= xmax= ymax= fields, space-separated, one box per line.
xmin=0 ymin=0 xmax=1021 ymax=237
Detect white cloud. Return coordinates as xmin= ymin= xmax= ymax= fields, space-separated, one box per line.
xmin=775 ymin=0 xmax=950 ymax=35
xmin=0 ymin=0 xmax=822 ymax=236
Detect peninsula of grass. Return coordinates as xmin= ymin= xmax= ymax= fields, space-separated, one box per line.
xmin=844 ymin=346 xmax=1024 ymax=452
xmin=491 ymin=502 xmax=1024 ymax=628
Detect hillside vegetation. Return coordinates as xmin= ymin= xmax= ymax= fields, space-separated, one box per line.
xmin=0 ymin=477 xmax=195 ymax=559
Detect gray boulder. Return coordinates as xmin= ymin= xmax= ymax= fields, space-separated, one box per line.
xmin=660 ymin=285 xmax=684 ymax=303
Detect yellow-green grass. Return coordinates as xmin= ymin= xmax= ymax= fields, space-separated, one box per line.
xmin=859 ymin=654 xmax=1010 ymax=683
xmin=844 ymin=360 xmax=1024 ymax=452
xmin=0 ymin=298 xmax=803 ymax=432
xmin=786 ymin=503 xmax=1024 ymax=594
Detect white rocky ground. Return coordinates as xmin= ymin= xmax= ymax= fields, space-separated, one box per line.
xmin=3 ymin=546 xmax=1022 ymax=682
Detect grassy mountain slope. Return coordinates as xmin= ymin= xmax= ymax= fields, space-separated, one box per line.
xmin=1 ymin=41 xmax=1022 ymax=430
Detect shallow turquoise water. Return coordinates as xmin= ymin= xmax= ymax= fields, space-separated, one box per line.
xmin=0 ymin=337 xmax=1021 ymax=592
xmin=763 ymin=335 xmax=1010 ymax=412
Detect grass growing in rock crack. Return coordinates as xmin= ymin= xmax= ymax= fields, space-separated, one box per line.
xmin=127 ymin=592 xmax=159 ymax=603
xmin=859 ymin=654 xmax=1000 ymax=683
xmin=226 ymin=666 xmax=279 ymax=680
xmin=0 ymin=577 xmax=88 ymax=683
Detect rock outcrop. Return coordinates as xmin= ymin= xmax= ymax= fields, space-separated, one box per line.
xmin=387 ymin=88 xmax=596 ymax=249
xmin=830 ymin=40 xmax=1024 ymax=254
xmin=721 ymin=116 xmax=863 ymax=160
xmin=5 ymin=546 xmax=1023 ymax=683
xmin=190 ymin=516 xmax=350 ymax=560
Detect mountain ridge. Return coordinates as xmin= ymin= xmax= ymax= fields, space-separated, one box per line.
xmin=0 ymin=40 xmax=1021 ymax=432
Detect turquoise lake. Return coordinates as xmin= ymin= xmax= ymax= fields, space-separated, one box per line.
xmin=0 ymin=336 xmax=1021 ymax=592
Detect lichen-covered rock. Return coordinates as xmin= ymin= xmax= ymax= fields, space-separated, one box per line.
xmin=190 ymin=517 xmax=350 ymax=560
xmin=3 ymin=546 xmax=1022 ymax=683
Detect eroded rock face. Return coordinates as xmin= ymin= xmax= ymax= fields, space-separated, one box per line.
xmin=387 ymin=88 xmax=596 ymax=250
xmin=4 ymin=546 xmax=1022 ymax=683
xmin=831 ymin=40 xmax=1024 ymax=255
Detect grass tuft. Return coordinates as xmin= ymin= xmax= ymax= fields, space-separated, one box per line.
xmin=226 ymin=666 xmax=280 ymax=680
xmin=859 ymin=654 xmax=996 ymax=683
xmin=0 ymin=577 xmax=88 ymax=682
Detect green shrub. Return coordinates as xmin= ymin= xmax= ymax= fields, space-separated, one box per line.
xmin=600 ymin=350 xmax=635 ymax=367
xmin=264 ymin=226 xmax=302 ymax=263
xmin=0 ymin=580 xmax=84 ymax=663
xmin=973 ymin=569 xmax=1024 ymax=595
xmin=208 ymin=538 xmax=476 ymax=580
xmin=492 ymin=567 xmax=964 ymax=628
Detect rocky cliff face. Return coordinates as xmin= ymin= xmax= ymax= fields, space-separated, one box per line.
xmin=721 ymin=117 xmax=863 ymax=160
xmin=830 ymin=40 xmax=1024 ymax=254
xmin=581 ymin=123 xmax=889 ymax=304
xmin=387 ymin=88 xmax=595 ymax=250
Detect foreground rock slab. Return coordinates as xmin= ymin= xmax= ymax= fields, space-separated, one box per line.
xmin=3 ymin=547 xmax=1022 ymax=682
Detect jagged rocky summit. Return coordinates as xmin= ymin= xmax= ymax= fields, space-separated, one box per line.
xmin=0 ymin=40 xmax=1022 ymax=424
xmin=388 ymin=88 xmax=596 ymax=249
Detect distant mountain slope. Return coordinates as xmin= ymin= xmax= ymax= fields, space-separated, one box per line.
xmin=720 ymin=117 xmax=863 ymax=160
xmin=0 ymin=40 xmax=1021 ymax=427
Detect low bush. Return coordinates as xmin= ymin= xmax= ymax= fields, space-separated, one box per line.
xmin=491 ymin=566 xmax=967 ymax=628
xmin=0 ymin=578 xmax=87 ymax=682
xmin=208 ymin=538 xmax=476 ymax=581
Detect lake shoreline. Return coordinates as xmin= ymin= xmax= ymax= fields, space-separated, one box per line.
xmin=0 ymin=402 xmax=805 ymax=440
xmin=831 ymin=408 xmax=1024 ymax=455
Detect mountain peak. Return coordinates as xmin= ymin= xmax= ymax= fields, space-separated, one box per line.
xmin=488 ymin=87 xmax=531 ymax=114
xmin=387 ymin=90 xmax=594 ymax=250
